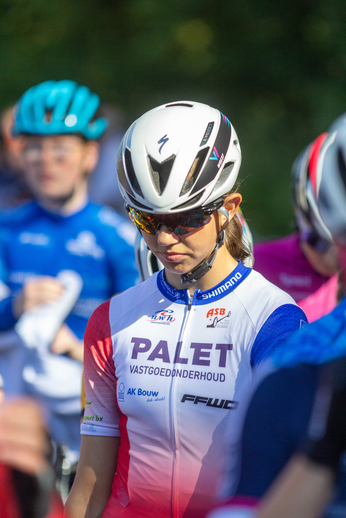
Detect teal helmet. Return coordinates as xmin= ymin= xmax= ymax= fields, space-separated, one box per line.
xmin=13 ymin=80 xmax=107 ymax=139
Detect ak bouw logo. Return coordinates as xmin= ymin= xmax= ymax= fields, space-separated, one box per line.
xmin=206 ymin=308 xmax=231 ymax=328
xmin=148 ymin=309 xmax=176 ymax=325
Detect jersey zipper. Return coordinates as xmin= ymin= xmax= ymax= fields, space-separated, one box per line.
xmin=170 ymin=292 xmax=197 ymax=518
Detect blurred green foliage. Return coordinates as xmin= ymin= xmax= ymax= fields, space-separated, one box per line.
xmin=1 ymin=0 xmax=346 ymax=239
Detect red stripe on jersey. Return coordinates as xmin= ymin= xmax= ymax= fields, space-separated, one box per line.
xmin=112 ymin=410 xmax=131 ymax=507
xmin=308 ymin=133 xmax=328 ymax=197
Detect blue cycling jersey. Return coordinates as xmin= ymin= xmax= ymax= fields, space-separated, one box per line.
xmin=218 ymin=297 xmax=346 ymax=518
xmin=0 ymin=199 xmax=138 ymax=454
xmin=0 ymin=199 xmax=139 ymax=336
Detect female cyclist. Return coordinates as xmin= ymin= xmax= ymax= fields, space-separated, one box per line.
xmin=66 ymin=101 xmax=307 ymax=518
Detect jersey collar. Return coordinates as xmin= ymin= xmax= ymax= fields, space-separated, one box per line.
xmin=157 ymin=261 xmax=251 ymax=305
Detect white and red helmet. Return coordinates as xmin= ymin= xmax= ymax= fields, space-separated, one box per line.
xmin=317 ymin=116 xmax=346 ymax=245
xmin=117 ymin=101 xmax=241 ymax=213
xmin=291 ymin=133 xmax=333 ymax=251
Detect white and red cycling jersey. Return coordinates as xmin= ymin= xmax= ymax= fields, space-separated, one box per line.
xmin=82 ymin=262 xmax=306 ymax=518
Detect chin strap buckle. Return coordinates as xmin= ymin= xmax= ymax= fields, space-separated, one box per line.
xmin=180 ymin=230 xmax=226 ymax=285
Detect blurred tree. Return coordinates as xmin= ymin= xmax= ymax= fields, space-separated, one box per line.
xmin=1 ymin=0 xmax=346 ymax=238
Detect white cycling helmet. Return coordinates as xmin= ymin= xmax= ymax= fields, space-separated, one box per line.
xmin=117 ymin=101 xmax=241 ymax=213
xmin=317 ymin=116 xmax=346 ymax=245
xmin=291 ymin=133 xmax=333 ymax=251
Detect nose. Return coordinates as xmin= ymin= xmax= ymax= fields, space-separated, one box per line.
xmin=156 ymin=225 xmax=180 ymax=246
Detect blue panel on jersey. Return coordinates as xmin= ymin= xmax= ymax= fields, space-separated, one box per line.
xmin=157 ymin=261 xmax=252 ymax=305
xmin=251 ymin=304 xmax=307 ymax=367
xmin=273 ymin=296 xmax=346 ymax=369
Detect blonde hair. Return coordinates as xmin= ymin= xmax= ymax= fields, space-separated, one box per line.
xmin=222 ymin=186 xmax=252 ymax=263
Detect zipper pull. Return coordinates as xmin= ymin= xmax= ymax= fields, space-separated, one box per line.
xmin=188 ymin=296 xmax=193 ymax=310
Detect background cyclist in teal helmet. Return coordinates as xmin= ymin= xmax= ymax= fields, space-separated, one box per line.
xmin=0 ymin=80 xmax=138 ymax=484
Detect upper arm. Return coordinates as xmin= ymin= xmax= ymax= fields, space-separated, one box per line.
xmin=251 ymin=304 xmax=307 ymax=367
xmin=65 ymin=434 xmax=120 ymax=518
xmin=82 ymin=300 xmax=121 ymax=437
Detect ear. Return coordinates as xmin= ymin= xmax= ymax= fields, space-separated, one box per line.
xmin=83 ymin=141 xmax=100 ymax=175
xmin=218 ymin=192 xmax=242 ymax=227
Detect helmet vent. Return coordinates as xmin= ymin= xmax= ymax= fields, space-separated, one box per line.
xmin=180 ymin=147 xmax=209 ymax=196
xmin=172 ymin=191 xmax=204 ymax=210
xmin=125 ymin=148 xmax=144 ymax=197
xmin=147 ymin=154 xmax=176 ymax=196
xmin=127 ymin=194 xmax=152 ymax=211
xmin=117 ymin=152 xmax=133 ymax=195
xmin=165 ymin=102 xmax=193 ymax=108
xmin=213 ymin=162 xmax=234 ymax=191
xmin=337 ymin=147 xmax=346 ymax=192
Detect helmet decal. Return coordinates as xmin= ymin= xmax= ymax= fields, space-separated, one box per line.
xmin=200 ymin=122 xmax=214 ymax=146
xmin=190 ymin=113 xmax=231 ymax=196
xmin=158 ymin=134 xmax=169 ymax=154
xmin=308 ymin=133 xmax=328 ymax=198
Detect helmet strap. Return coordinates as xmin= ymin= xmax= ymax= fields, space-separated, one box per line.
xmin=180 ymin=207 xmax=229 ymax=285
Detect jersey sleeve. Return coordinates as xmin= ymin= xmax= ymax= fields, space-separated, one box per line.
xmin=110 ymin=234 xmax=139 ymax=294
xmin=98 ymin=207 xmax=139 ymax=294
xmin=250 ymin=304 xmax=307 ymax=367
xmin=81 ymin=299 xmax=121 ymax=437
xmin=0 ymin=232 xmax=17 ymax=331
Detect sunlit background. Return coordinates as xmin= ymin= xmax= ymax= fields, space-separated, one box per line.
xmin=1 ymin=0 xmax=346 ymax=239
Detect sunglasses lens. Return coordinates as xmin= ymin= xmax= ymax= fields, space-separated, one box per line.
xmin=126 ymin=206 xmax=157 ymax=234
xmin=126 ymin=205 xmax=213 ymax=235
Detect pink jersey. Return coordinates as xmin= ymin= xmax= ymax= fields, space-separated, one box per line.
xmin=298 ymin=274 xmax=338 ymax=323
xmin=253 ymin=233 xmax=330 ymax=302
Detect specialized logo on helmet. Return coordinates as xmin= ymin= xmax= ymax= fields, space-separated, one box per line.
xmin=158 ymin=134 xmax=169 ymax=154
xmin=147 ymin=309 xmax=176 ymax=325
xmin=206 ymin=308 xmax=231 ymax=328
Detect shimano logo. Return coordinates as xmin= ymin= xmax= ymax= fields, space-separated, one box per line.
xmin=181 ymin=394 xmax=238 ymax=410
xmin=202 ymin=272 xmax=242 ymax=299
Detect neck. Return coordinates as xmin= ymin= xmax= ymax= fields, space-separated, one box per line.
xmin=37 ymin=186 xmax=88 ymax=216
xmin=164 ymin=245 xmax=239 ymax=295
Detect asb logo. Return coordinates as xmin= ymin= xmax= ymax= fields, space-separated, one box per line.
xmin=147 ymin=309 xmax=176 ymax=325
xmin=206 ymin=308 xmax=231 ymax=328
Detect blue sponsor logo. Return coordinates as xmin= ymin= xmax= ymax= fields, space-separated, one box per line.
xmin=127 ymin=387 xmax=159 ymax=397
xmin=118 ymin=382 xmax=125 ymax=402
xmin=147 ymin=309 xmax=176 ymax=325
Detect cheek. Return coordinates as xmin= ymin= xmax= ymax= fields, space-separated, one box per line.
xmin=140 ymin=231 xmax=157 ymax=250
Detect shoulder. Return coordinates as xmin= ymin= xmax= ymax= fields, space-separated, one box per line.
xmin=109 ymin=274 xmax=158 ymax=315
xmin=254 ymin=233 xmax=298 ymax=257
xmin=273 ymin=298 xmax=346 ymax=368
xmin=0 ymin=201 xmax=38 ymax=227
xmin=89 ymin=203 xmax=136 ymax=246
xmin=236 ymin=269 xmax=300 ymax=323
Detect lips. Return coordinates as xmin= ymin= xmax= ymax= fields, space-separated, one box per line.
xmin=160 ymin=251 xmax=186 ymax=262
